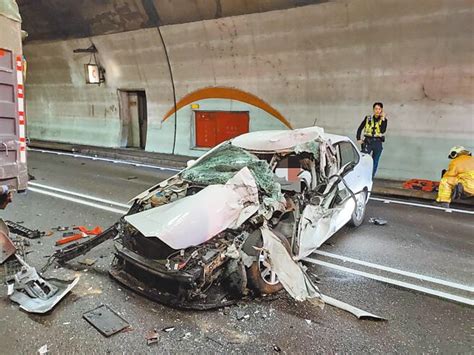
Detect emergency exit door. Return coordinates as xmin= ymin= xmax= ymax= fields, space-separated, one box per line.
xmin=195 ymin=111 xmax=249 ymax=148
xmin=119 ymin=90 xmax=147 ymax=149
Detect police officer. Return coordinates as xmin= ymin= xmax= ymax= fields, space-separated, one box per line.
xmin=356 ymin=102 xmax=388 ymax=177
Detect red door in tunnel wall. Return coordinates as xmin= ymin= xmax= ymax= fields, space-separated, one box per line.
xmin=195 ymin=111 xmax=249 ymax=148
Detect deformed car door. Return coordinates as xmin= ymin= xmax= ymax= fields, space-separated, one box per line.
xmin=295 ymin=140 xmax=368 ymax=259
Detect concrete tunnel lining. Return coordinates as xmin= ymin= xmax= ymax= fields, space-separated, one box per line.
xmin=16 ymin=0 xmax=474 ymax=181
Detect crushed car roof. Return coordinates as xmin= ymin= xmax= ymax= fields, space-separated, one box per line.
xmin=231 ymin=126 xmax=347 ymax=152
xmin=231 ymin=127 xmax=323 ymax=152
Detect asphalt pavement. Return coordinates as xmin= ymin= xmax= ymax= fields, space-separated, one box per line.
xmin=0 ymin=150 xmax=472 ymax=353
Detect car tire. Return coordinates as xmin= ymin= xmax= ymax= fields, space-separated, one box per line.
xmin=246 ymin=231 xmax=291 ymax=295
xmin=350 ymin=190 xmax=367 ymax=227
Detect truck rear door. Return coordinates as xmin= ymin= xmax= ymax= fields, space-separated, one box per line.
xmin=0 ymin=49 xmax=27 ymax=191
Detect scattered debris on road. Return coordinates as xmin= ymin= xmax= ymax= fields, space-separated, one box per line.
xmin=369 ymin=217 xmax=388 ymax=226
xmin=83 ymin=304 xmax=130 ymax=337
xmin=1 ymin=219 xmax=79 ymax=314
xmin=5 ymin=220 xmax=43 ymax=239
xmin=78 ymin=258 xmax=96 ymax=266
xmin=321 ymin=294 xmax=385 ymax=321
xmin=54 ymin=226 xmax=103 ymax=246
xmin=53 ymin=226 xmax=69 ymax=232
xmin=146 ymin=328 xmax=160 ymax=345
xmin=74 ymin=226 xmax=103 ymax=235
xmin=55 ymin=233 xmax=86 ymax=246
xmin=38 ymin=344 xmax=48 ymax=354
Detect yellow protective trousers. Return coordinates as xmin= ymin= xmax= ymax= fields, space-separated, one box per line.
xmin=436 ymin=171 xmax=474 ymax=203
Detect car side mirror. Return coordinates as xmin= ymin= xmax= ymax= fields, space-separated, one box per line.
xmin=186 ymin=159 xmax=196 ymax=168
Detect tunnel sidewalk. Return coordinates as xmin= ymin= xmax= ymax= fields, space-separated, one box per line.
xmin=29 ymin=140 xmax=472 ymax=206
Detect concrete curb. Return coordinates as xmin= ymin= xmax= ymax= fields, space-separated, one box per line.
xmin=29 ymin=140 xmax=190 ymax=169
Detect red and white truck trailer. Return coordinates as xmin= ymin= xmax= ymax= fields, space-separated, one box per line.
xmin=0 ymin=0 xmax=27 ymax=196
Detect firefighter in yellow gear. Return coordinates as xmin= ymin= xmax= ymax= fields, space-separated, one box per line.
xmin=436 ymin=146 xmax=474 ymax=205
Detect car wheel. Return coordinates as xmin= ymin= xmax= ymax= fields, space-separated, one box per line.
xmin=246 ymin=232 xmax=291 ymax=295
xmin=350 ymin=190 xmax=367 ymax=227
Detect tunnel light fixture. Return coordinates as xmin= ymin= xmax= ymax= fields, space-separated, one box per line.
xmin=74 ymin=44 xmax=105 ymax=85
xmin=85 ymin=64 xmax=103 ymax=84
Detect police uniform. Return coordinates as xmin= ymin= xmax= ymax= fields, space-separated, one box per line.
xmin=356 ymin=115 xmax=388 ymax=177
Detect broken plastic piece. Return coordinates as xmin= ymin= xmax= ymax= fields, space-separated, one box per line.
xmin=55 ymin=233 xmax=85 ymax=246
xmin=74 ymin=226 xmax=103 ymax=235
xmin=9 ymin=255 xmax=79 ymax=313
xmin=369 ymin=218 xmax=387 ymax=226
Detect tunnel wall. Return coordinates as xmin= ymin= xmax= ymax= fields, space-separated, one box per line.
xmin=24 ymin=0 xmax=474 ymax=180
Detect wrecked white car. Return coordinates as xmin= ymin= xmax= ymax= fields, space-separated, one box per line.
xmin=56 ymin=127 xmax=373 ymax=309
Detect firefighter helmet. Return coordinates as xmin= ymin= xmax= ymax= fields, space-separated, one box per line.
xmin=448 ymin=146 xmax=470 ymax=159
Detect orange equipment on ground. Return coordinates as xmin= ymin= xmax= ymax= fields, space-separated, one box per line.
xmin=403 ymin=179 xmax=439 ymax=192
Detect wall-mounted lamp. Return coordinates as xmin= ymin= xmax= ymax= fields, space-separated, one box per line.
xmin=73 ymin=44 xmax=105 ymax=85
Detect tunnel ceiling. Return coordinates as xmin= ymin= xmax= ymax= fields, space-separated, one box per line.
xmin=18 ymin=0 xmax=328 ymax=41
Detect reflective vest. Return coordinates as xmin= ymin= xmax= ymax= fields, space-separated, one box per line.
xmin=364 ymin=115 xmax=383 ymax=138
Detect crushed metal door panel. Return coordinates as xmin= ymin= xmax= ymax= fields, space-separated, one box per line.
xmin=83 ymin=305 xmax=129 ymax=337
xmin=296 ymin=205 xmax=334 ymax=259
xmin=261 ymin=225 xmax=322 ymax=302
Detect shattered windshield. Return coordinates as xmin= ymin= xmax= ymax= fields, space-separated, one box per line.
xmin=182 ymin=143 xmax=281 ymax=199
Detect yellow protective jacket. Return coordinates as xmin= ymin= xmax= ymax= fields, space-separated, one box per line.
xmin=437 ymin=154 xmax=474 ymax=202
xmin=442 ymin=155 xmax=474 ymax=180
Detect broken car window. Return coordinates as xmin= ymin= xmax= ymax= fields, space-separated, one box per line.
xmin=181 ymin=143 xmax=282 ymax=199
xmin=338 ymin=142 xmax=360 ymax=168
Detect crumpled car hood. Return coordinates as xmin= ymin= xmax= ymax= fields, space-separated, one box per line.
xmin=125 ymin=167 xmax=260 ymax=250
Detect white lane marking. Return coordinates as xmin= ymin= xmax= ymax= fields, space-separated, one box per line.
xmin=29 ymin=148 xmax=182 ymax=173
xmin=28 ymin=182 xmax=130 ymax=209
xmin=303 ymin=257 xmax=474 ymax=306
xmin=28 ymin=187 xmax=128 ymax=215
xmin=313 ymin=250 xmax=474 ymax=293
xmin=370 ymin=197 xmax=474 ymax=215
